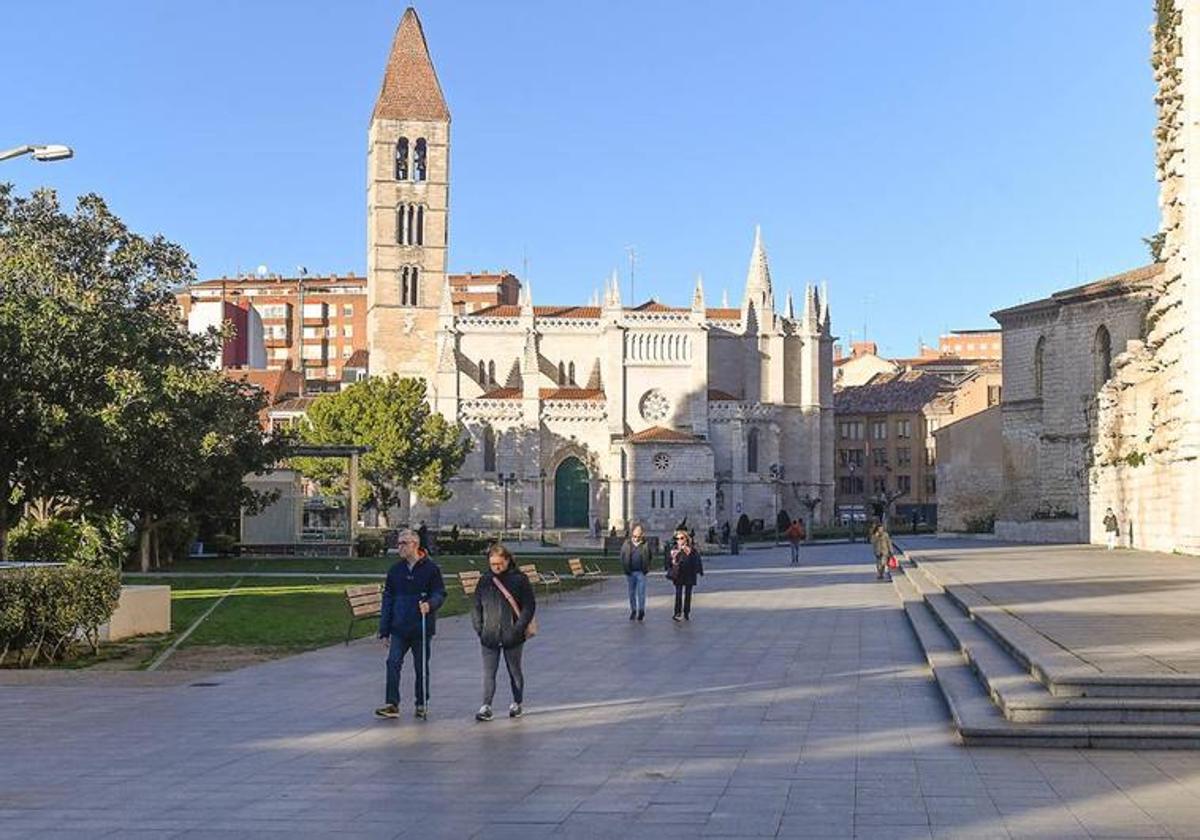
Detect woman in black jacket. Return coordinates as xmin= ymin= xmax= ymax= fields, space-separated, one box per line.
xmin=471 ymin=544 xmax=536 ymax=721
xmin=666 ymin=529 xmax=704 ymax=621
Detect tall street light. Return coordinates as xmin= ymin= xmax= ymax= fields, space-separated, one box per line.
xmin=0 ymin=144 xmax=74 ymax=163
xmin=497 ymin=472 xmax=518 ymax=541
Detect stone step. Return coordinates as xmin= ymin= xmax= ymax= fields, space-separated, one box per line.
xmin=912 ymin=560 xmax=1200 ymax=700
xmin=902 ymin=565 xmax=1200 ymax=726
xmin=891 ymin=570 xmax=1200 ymax=748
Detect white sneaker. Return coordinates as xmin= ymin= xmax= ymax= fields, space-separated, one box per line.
xmin=509 ymin=702 xmax=523 ymax=718
xmin=475 ymin=704 xmax=493 ymax=722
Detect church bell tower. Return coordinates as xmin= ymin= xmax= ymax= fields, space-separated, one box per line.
xmin=367 ymin=6 xmax=450 ymax=380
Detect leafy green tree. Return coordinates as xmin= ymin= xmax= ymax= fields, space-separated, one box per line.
xmin=0 ymin=186 xmax=285 ymax=568
xmin=296 ymin=375 xmax=470 ymax=524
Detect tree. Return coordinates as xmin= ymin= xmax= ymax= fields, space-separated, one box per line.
xmin=296 ymin=375 xmax=470 ymax=524
xmin=0 ymin=186 xmax=284 ymax=568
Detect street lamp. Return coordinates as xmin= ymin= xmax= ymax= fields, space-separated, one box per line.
xmin=768 ymin=463 xmax=783 ymax=545
xmin=538 ymin=469 xmax=547 ymax=544
xmin=497 ymin=472 xmax=518 ymax=540
xmin=847 ymin=462 xmax=857 ymax=543
xmin=0 ymin=144 xmax=73 ymax=163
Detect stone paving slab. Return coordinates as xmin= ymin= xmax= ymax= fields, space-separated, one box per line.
xmin=4 ymin=540 xmax=1200 ymax=837
xmin=907 ymin=542 xmax=1200 ymax=682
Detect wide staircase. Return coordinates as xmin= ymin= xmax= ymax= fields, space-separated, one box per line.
xmin=893 ymin=555 xmax=1200 ymax=748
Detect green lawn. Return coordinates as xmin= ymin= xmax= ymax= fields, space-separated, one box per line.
xmin=156 ymin=552 xmax=624 ymax=578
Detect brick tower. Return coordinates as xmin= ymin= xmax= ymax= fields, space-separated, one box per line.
xmin=367 ymin=7 xmax=450 ymax=380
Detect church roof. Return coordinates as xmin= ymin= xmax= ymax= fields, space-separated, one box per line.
xmin=629 ymin=299 xmax=686 ymax=313
xmin=705 ymin=307 xmax=741 ymax=320
xmin=373 ymin=7 xmax=450 ymax=122
xmin=627 ymin=426 xmax=701 ymax=444
xmin=474 ymin=387 xmax=605 ymax=401
xmin=991 ymin=262 xmax=1162 ymax=322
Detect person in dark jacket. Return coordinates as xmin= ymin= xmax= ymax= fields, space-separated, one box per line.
xmin=471 ymin=544 xmax=536 ymax=721
xmin=375 ymin=528 xmax=447 ymax=720
xmin=620 ymin=523 xmax=653 ymax=621
xmin=666 ymin=529 xmax=703 ymax=621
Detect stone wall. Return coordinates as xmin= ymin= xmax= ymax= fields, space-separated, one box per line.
xmin=936 ymin=405 xmax=1003 ymax=532
xmin=1091 ymin=0 xmax=1200 ymax=553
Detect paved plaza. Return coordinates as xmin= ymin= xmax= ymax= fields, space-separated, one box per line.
xmin=7 ymin=541 xmax=1200 ymax=838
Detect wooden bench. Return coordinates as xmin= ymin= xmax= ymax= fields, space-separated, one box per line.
xmin=344 ymin=583 xmax=382 ymax=645
xmin=458 ymin=570 xmax=481 ymax=596
xmin=568 ymin=557 xmax=604 ymax=581
xmin=519 ymin=563 xmax=561 ymax=597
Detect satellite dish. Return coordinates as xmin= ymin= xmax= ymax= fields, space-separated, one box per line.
xmin=255 ymin=265 xmax=269 ymax=278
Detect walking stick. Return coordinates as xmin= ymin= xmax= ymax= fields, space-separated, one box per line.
xmin=420 ymin=595 xmax=429 ymax=717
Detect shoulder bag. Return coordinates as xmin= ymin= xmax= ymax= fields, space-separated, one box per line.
xmin=492 ymin=575 xmax=537 ymax=640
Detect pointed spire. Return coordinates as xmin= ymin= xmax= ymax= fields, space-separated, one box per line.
xmin=721 ymin=289 xmax=729 ymax=308
xmin=436 ymin=333 xmax=456 ymax=372
xmin=819 ymin=280 xmax=830 ymax=330
xmin=521 ymin=328 xmax=539 ymax=373
xmin=373 ymin=8 xmax=450 ymax=122
xmin=785 ymin=289 xmax=795 ymax=320
xmin=804 ymin=284 xmax=819 ymax=330
xmin=609 ymin=269 xmax=622 ymax=308
xmin=742 ymin=225 xmax=773 ymax=309
xmin=692 ymin=274 xmax=705 ymax=312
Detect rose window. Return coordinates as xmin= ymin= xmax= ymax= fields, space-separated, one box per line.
xmin=639 ymin=389 xmax=671 ymax=423
xmin=654 ymin=452 xmax=670 ymax=471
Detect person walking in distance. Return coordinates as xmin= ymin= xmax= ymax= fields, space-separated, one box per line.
xmin=621 ymin=523 xmax=653 ymax=621
xmin=472 ymin=544 xmax=536 ymax=721
xmin=785 ymin=518 xmax=806 ymax=565
xmin=870 ymin=520 xmax=895 ymax=581
xmin=667 ymin=529 xmax=704 ymax=621
xmin=375 ymin=529 xmax=446 ymax=720
xmin=1103 ymin=507 xmax=1120 ymax=550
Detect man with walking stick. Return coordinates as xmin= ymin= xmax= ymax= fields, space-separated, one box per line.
xmin=376 ymin=528 xmax=446 ymax=720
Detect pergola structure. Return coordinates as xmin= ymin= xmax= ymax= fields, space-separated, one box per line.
xmin=289 ymin=444 xmax=370 ymax=539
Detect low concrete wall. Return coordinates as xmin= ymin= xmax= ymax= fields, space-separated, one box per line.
xmin=994 ymin=518 xmax=1085 ymax=544
xmin=100 ymin=585 xmax=171 ymax=642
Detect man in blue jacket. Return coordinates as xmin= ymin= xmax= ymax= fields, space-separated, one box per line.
xmin=375 ymin=528 xmax=447 ymax=720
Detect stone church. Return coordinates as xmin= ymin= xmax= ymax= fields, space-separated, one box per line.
xmin=365 ymin=8 xmax=836 ymax=534
xmin=991 ymin=0 xmax=1199 ymax=553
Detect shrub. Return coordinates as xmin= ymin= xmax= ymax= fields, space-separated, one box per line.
xmin=208 ymin=533 xmax=238 ymax=555
xmin=0 ymin=565 xmax=121 ymax=667
xmin=436 ymin=535 xmax=490 ymax=555
xmin=355 ymin=533 xmax=385 ymax=557
xmin=7 ymin=516 xmax=126 ymax=568
xmin=963 ymin=514 xmax=996 ymax=534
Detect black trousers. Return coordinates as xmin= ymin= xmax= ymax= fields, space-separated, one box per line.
xmin=674 ymin=584 xmax=694 ymax=617
xmin=481 ymin=643 xmax=525 ymax=705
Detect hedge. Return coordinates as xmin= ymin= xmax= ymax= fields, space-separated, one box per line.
xmin=6 ymin=515 xmax=127 ymax=569
xmin=0 ymin=565 xmax=121 ymax=667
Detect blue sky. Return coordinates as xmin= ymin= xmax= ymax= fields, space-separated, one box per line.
xmin=3 ymin=1 xmax=1158 ymax=357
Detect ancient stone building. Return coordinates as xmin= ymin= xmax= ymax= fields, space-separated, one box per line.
xmin=1089 ymin=0 xmax=1200 ymax=552
xmin=364 ymin=8 xmax=836 ymax=534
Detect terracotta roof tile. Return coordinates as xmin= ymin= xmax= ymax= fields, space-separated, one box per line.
xmin=535 ymin=305 xmax=601 ymax=319
xmin=833 ymin=372 xmax=951 ymax=415
xmin=705 ymin=307 xmax=741 ymax=320
xmin=373 ymin=8 xmax=450 ymax=122
xmin=627 ymin=426 xmax=700 ymax=444
xmin=223 ymin=368 xmax=303 ymax=405
xmin=344 ymin=349 xmax=369 ymax=368
xmin=477 ymin=387 xmax=521 ymax=400
xmin=539 ymin=387 xmax=604 ymax=401
xmin=628 ymin=299 xmax=686 ymax=313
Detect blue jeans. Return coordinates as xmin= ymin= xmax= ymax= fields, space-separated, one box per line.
xmin=626 ymin=571 xmax=647 ymax=614
xmin=790 ymin=542 xmax=800 ymax=563
xmin=385 ymin=630 xmax=430 ymax=707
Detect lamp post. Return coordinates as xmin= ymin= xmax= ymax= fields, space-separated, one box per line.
xmin=497 ymin=472 xmax=518 ymax=540
xmin=847 ymin=462 xmax=857 ymax=543
xmin=768 ymin=463 xmax=783 ymax=544
xmin=538 ymin=468 xmax=547 ymax=544
xmin=0 ymin=144 xmax=73 ymax=163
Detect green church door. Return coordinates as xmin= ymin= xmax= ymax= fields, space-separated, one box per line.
xmin=554 ymin=457 xmax=590 ymax=528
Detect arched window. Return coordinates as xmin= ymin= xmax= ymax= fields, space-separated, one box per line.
xmin=568 ymin=361 xmax=576 ymax=386
xmin=747 ymin=428 xmax=759 ymax=474
xmin=558 ymin=362 xmax=566 ymax=385
xmin=1034 ymin=336 xmax=1046 ymax=398
xmin=1095 ymin=325 xmax=1112 ymax=390
xmin=395 ymin=138 xmax=409 ymax=180
xmin=478 ymin=359 xmax=487 ymax=385
xmin=487 ymin=360 xmax=496 ymax=386
xmin=413 ymin=138 xmax=427 ymax=182
xmin=399 ymin=266 xmax=419 ymax=306
xmin=396 ymin=204 xmax=425 ymax=246
xmin=482 ymin=425 xmax=496 ymax=473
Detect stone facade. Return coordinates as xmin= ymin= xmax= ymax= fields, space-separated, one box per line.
xmin=934 ymin=405 xmax=1002 ymax=533
xmin=1090 ymin=0 xmax=1200 ymax=553
xmin=364 ymin=9 xmax=836 ymax=535
xmin=992 ymin=266 xmax=1158 ymax=542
